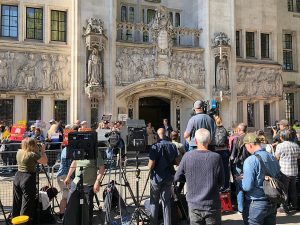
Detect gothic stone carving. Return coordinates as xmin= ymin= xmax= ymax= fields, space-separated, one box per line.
xmin=215 ymin=56 xmax=229 ymax=91
xmin=116 ymin=47 xmax=155 ymax=86
xmin=87 ymin=48 xmax=103 ymax=85
xmin=170 ymin=52 xmax=205 ymax=88
xmin=211 ymin=32 xmax=231 ymax=93
xmin=83 ymin=18 xmax=106 ymax=98
xmin=150 ymin=6 xmax=174 ymax=54
xmin=211 ymin=32 xmax=231 ymax=48
xmin=115 ymin=47 xmax=205 ymax=89
xmin=237 ymin=66 xmax=283 ymax=98
xmin=0 ymin=51 xmax=70 ymax=92
xmin=83 ymin=18 xmax=106 ymax=50
xmin=150 ymin=6 xmax=174 ymax=76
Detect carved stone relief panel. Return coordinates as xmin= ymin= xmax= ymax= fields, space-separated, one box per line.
xmin=116 ymin=47 xmax=155 ymax=86
xmin=0 ymin=51 xmax=70 ymax=92
xmin=237 ymin=66 xmax=283 ymax=98
xmin=170 ymin=52 xmax=205 ymax=88
xmin=115 ymin=46 xmax=205 ymax=89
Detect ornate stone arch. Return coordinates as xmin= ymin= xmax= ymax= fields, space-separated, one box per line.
xmin=116 ymin=79 xmax=203 ymax=101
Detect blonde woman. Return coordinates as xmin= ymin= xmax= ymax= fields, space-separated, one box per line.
xmin=12 ymin=138 xmax=48 ymax=223
xmin=47 ymin=123 xmax=59 ymax=141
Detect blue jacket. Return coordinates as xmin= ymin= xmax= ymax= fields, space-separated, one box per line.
xmin=241 ymin=149 xmax=280 ymax=200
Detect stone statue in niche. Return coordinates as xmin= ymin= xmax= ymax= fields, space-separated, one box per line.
xmin=87 ymin=48 xmax=102 ymax=85
xmin=216 ymin=56 xmax=229 ymax=89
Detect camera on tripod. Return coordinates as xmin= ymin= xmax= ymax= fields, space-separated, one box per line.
xmin=126 ymin=120 xmax=147 ymax=153
xmin=105 ymin=131 xmax=121 ymax=148
xmin=67 ymin=131 xmax=97 ymax=160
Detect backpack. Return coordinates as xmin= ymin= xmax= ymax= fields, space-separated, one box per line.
xmin=215 ymin=126 xmax=227 ymax=147
xmin=255 ymin=154 xmax=289 ymax=204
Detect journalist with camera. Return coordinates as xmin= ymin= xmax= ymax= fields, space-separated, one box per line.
xmin=12 ymin=138 xmax=48 ymax=224
xmin=64 ymin=151 xmax=105 ymax=225
xmin=184 ymin=100 xmax=216 ymax=151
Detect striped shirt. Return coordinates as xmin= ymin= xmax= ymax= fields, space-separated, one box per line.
xmin=275 ymin=141 xmax=300 ymax=176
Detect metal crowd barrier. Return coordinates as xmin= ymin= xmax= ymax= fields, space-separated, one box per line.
xmin=0 ymin=145 xmax=151 ymax=219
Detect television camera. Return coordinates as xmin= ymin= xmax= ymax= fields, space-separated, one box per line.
xmin=67 ymin=131 xmax=97 ymax=160
xmin=125 ymin=119 xmax=147 ymax=153
xmin=192 ymin=99 xmax=219 ymax=117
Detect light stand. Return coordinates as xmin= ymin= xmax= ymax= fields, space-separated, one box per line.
xmin=128 ymin=147 xmax=149 ymax=224
xmin=77 ymin=166 xmax=87 ymax=225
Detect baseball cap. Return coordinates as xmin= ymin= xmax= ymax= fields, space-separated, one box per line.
xmin=241 ymin=133 xmax=259 ymax=146
xmin=49 ymin=119 xmax=55 ymax=123
xmin=279 ymin=119 xmax=289 ymax=126
xmin=80 ymin=120 xmax=87 ymax=125
xmin=193 ymin=100 xmax=204 ymax=110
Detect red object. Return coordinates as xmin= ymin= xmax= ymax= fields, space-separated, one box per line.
xmin=219 ymin=192 xmax=233 ymax=213
xmin=63 ymin=129 xmax=75 ymax=146
xmin=9 ymin=125 xmax=26 ymax=141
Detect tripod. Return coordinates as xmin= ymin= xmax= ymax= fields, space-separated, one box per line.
xmin=35 ymin=164 xmax=60 ymax=221
xmin=0 ymin=198 xmax=9 ymax=225
xmin=128 ymin=151 xmax=149 ymax=225
xmin=99 ymin=148 xmax=149 ymax=225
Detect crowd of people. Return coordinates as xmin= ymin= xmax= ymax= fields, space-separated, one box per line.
xmin=5 ymin=100 xmax=300 ymax=225
xmin=148 ymin=100 xmax=300 ymax=225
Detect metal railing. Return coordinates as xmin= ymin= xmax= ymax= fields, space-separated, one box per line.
xmin=0 ymin=145 xmax=151 ymax=219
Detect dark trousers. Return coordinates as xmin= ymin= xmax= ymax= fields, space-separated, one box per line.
xmin=215 ymin=149 xmax=230 ymax=189
xmin=13 ymin=171 xmax=37 ymax=223
xmin=283 ymin=176 xmax=298 ymax=210
xmin=188 ymin=208 xmax=221 ymax=225
xmin=68 ymin=182 xmax=94 ymax=225
xmin=150 ymin=181 xmax=172 ymax=225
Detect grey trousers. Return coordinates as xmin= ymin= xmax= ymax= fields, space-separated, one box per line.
xmin=150 ymin=180 xmax=172 ymax=225
xmin=189 ymin=208 xmax=221 ymax=225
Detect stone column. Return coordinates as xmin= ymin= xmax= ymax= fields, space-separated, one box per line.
xmin=254 ymin=100 xmax=264 ymax=129
xmin=14 ymin=95 xmax=25 ymax=122
xmin=270 ymin=101 xmax=280 ymax=125
xmin=242 ymin=30 xmax=246 ymax=58
xmin=275 ymin=100 xmax=280 ymax=122
xmin=294 ymin=92 xmax=300 ymax=120
xmin=42 ymin=95 xmax=53 ymax=122
xmin=70 ymin=0 xmax=80 ymax=123
xmin=242 ymin=100 xmax=247 ymax=124
xmin=105 ymin=0 xmax=117 ymax=119
xmin=257 ymin=30 xmax=261 ymax=60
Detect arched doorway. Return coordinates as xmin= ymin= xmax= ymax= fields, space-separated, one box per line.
xmin=139 ymin=97 xmax=170 ymax=130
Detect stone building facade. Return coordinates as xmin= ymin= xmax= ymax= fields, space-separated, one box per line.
xmin=0 ymin=0 xmax=299 ymax=133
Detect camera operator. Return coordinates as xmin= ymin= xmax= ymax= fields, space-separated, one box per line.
xmin=148 ymin=128 xmax=179 ymax=225
xmin=64 ymin=154 xmax=105 ymax=225
xmin=184 ymin=100 xmax=216 ymax=151
xmin=273 ymin=119 xmax=298 ymax=147
xmin=12 ymin=138 xmax=48 ymax=224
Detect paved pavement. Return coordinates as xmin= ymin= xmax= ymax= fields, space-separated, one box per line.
xmin=222 ymin=211 xmax=300 ymax=225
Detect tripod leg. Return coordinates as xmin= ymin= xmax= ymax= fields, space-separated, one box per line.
xmin=0 ymin=199 xmax=9 ymax=225
xmin=140 ymin=170 xmax=150 ymax=203
xmin=94 ymin=193 xmax=101 ymax=210
xmin=41 ymin=165 xmax=60 ymax=209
